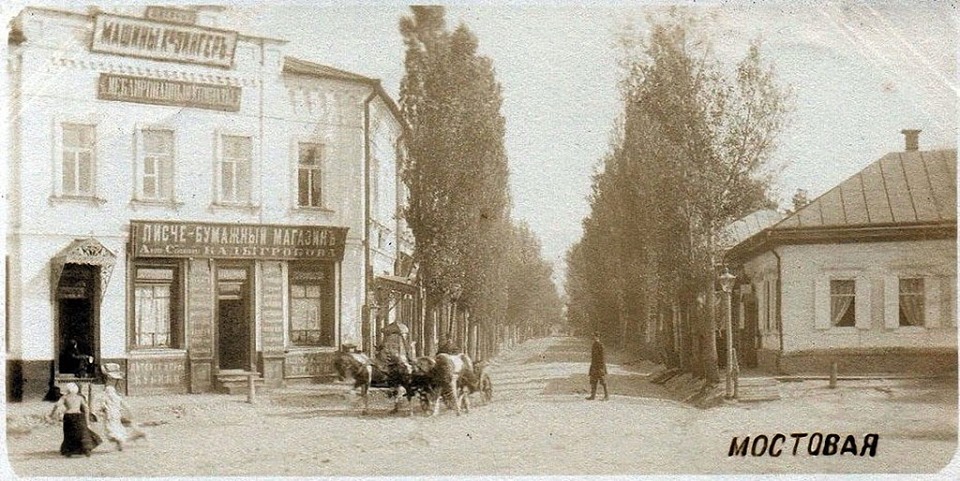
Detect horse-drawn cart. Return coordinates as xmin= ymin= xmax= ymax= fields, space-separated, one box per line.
xmin=335 ymin=349 xmax=494 ymax=416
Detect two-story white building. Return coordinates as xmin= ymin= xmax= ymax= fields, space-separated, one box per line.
xmin=5 ymin=5 xmax=416 ymax=400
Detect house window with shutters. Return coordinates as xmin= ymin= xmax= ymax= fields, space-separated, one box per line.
xmin=830 ymin=280 xmax=856 ymax=327
xmin=884 ymin=275 xmax=941 ymax=330
xmin=898 ymin=278 xmax=924 ymax=327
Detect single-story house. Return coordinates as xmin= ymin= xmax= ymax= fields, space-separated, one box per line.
xmin=724 ymin=131 xmax=957 ymax=375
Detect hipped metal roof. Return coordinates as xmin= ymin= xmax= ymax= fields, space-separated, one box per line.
xmin=283 ymin=56 xmax=378 ymax=84
xmin=775 ymin=149 xmax=956 ymax=229
xmin=719 ymin=209 xmax=783 ymax=249
xmin=726 ymin=148 xmax=957 ymax=262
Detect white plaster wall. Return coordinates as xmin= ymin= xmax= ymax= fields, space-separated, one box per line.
xmin=778 ymin=240 xmax=957 ymax=352
xmin=8 ymin=10 xmax=269 ymax=362
xmin=10 ymin=233 xmax=128 ymax=361
xmin=7 ymin=8 xmax=400 ymax=364
xmin=338 ymin=242 xmax=365 ymax=347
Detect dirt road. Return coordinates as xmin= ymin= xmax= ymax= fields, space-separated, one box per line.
xmin=4 ymin=336 xmax=958 ymax=477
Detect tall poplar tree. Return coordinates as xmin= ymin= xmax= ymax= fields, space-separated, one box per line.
xmin=399 ymin=7 xmax=514 ymax=357
xmin=566 ymin=11 xmax=790 ymax=381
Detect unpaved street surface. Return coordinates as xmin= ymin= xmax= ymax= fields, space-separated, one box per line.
xmin=4 ymin=336 xmax=959 ymax=477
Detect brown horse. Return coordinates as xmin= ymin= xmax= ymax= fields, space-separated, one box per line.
xmin=429 ymin=353 xmax=477 ymax=416
xmin=333 ymin=351 xmax=412 ymax=415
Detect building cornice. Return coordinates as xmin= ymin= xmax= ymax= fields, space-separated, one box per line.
xmin=41 ymin=53 xmax=261 ymax=87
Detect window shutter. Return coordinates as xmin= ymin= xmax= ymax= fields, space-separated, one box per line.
xmin=815 ymin=278 xmax=830 ymax=330
xmin=924 ymin=277 xmax=941 ymax=328
xmin=855 ymin=276 xmax=871 ymax=329
xmin=942 ymin=275 xmax=956 ymax=327
xmin=883 ymin=275 xmax=899 ymax=329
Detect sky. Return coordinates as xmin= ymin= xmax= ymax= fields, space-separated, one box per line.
xmin=9 ymin=1 xmax=956 ymax=287
xmin=236 ymin=2 xmax=957 ymax=287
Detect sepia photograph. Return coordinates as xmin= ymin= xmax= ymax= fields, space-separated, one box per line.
xmin=1 ymin=1 xmax=957 ymax=479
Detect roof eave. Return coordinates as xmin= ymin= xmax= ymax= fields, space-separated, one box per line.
xmin=725 ymin=221 xmax=957 ymax=264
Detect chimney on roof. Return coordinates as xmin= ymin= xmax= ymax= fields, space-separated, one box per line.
xmin=901 ymin=129 xmax=921 ymax=152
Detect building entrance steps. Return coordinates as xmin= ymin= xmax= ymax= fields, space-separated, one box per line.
xmin=214 ymin=369 xmax=265 ymax=395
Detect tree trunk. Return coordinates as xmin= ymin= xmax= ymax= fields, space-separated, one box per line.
xmin=468 ymin=319 xmax=478 ymax=359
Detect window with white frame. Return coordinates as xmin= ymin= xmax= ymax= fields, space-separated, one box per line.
xmin=137 ymin=129 xmax=175 ymax=202
xmin=297 ymin=143 xmax=323 ymax=207
xmin=218 ymin=135 xmax=252 ymax=204
xmin=898 ymin=278 xmax=925 ymax=327
xmin=61 ymin=123 xmax=96 ymax=197
xmin=830 ymin=279 xmax=856 ymax=327
xmin=133 ymin=265 xmax=180 ymax=348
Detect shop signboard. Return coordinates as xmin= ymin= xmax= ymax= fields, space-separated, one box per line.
xmin=98 ymin=74 xmax=241 ymax=112
xmin=131 ymin=221 xmax=349 ymax=261
xmin=90 ymin=13 xmax=237 ymax=68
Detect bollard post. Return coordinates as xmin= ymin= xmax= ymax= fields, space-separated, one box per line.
xmin=829 ymin=361 xmax=838 ymax=389
xmin=247 ymin=372 xmax=256 ymax=404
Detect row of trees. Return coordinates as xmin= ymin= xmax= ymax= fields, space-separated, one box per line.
xmin=565 ymin=12 xmax=791 ymax=381
xmin=399 ymin=6 xmax=562 ymax=360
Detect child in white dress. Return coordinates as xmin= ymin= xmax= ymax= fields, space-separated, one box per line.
xmin=99 ymin=386 xmax=146 ymax=451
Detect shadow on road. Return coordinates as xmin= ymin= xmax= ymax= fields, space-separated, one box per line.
xmin=14 ymin=450 xmax=64 ymax=461
xmin=543 ymin=372 xmax=675 ymax=400
xmin=269 ymin=407 xmax=427 ymax=420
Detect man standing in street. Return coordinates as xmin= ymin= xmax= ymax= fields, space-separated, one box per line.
xmin=587 ymin=331 xmax=609 ymax=401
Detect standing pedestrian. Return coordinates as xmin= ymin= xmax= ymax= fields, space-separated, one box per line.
xmin=46 ymin=382 xmax=102 ymax=457
xmin=586 ymin=332 xmax=609 ymax=401
xmin=99 ymin=386 xmax=146 ymax=451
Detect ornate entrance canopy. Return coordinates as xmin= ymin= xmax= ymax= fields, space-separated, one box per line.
xmin=50 ymin=238 xmax=117 ymax=299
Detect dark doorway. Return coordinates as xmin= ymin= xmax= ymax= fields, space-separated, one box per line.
xmin=56 ymin=264 xmax=98 ymax=375
xmin=217 ymin=267 xmax=250 ymax=371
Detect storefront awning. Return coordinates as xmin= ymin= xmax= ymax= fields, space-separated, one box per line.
xmin=375 ymin=274 xmax=418 ymax=294
xmin=51 ymin=238 xmax=117 ymax=299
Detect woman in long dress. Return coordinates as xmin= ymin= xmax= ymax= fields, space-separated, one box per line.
xmin=47 ymin=382 xmax=102 ymax=457
xmin=99 ymin=386 xmax=145 ymax=451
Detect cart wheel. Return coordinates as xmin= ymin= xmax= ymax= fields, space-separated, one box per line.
xmin=480 ymin=373 xmax=493 ymax=404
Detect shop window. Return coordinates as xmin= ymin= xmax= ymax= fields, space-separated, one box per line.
xmin=133 ymin=265 xmax=180 ymax=348
xmin=830 ymin=279 xmax=856 ymax=327
xmin=289 ymin=263 xmax=334 ymax=347
xmin=898 ymin=278 xmax=924 ymax=327
xmin=297 ymin=143 xmax=323 ymax=207
xmin=218 ymin=135 xmax=252 ymax=204
xmin=61 ymin=123 xmax=96 ymax=197
xmin=137 ymin=129 xmax=175 ymax=202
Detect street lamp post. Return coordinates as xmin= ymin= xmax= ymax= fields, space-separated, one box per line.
xmin=718 ymin=267 xmax=737 ymax=399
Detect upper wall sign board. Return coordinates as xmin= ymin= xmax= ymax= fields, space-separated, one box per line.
xmin=90 ymin=13 xmax=238 ymax=68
